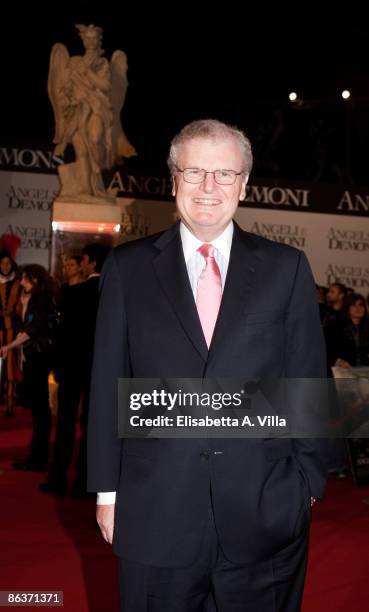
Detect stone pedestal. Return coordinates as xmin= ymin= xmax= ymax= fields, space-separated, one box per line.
xmin=51 ymin=198 xmax=121 ymax=278
xmin=53 ymin=198 xmax=121 ymax=231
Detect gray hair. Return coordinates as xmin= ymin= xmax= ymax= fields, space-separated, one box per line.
xmin=167 ymin=119 xmax=253 ymax=176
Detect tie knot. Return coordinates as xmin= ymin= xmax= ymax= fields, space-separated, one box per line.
xmin=198 ymin=243 xmax=215 ymax=259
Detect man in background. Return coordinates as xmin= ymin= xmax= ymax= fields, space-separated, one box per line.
xmin=324 ymin=282 xmax=347 ymax=327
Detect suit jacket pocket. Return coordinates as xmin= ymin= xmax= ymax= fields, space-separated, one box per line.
xmin=244 ymin=309 xmax=285 ymax=325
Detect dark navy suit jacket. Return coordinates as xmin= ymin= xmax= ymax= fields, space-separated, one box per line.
xmin=87 ymin=221 xmax=327 ymax=567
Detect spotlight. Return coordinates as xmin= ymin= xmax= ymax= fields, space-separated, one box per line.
xmin=289 ymin=92 xmax=298 ymax=102
xmin=341 ymin=90 xmax=351 ymax=100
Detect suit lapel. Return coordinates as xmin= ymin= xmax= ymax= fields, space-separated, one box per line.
xmin=153 ymin=223 xmax=208 ymax=362
xmin=209 ymin=223 xmax=262 ymax=358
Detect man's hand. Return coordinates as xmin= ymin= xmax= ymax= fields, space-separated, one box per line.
xmin=96 ymin=504 xmax=115 ymax=544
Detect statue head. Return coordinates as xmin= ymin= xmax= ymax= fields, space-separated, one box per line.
xmin=75 ymin=24 xmax=103 ymax=54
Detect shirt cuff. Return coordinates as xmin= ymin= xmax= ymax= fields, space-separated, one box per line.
xmin=97 ymin=491 xmax=116 ymax=505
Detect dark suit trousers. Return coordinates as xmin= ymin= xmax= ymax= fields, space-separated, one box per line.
xmin=118 ymin=498 xmax=309 ymax=612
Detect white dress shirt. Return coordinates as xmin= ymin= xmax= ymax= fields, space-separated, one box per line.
xmin=180 ymin=221 xmax=232 ymax=297
xmin=97 ymin=221 xmax=234 ymax=505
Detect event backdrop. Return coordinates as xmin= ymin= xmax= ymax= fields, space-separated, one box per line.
xmin=1 ymin=144 xmax=369 ymax=294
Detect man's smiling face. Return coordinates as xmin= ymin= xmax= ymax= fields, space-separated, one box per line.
xmin=173 ymin=137 xmax=248 ymax=241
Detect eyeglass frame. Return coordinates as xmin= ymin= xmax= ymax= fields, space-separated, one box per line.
xmin=175 ymin=166 xmax=245 ymax=185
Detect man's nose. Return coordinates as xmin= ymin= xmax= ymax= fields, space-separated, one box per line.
xmin=201 ymin=171 xmax=216 ymax=192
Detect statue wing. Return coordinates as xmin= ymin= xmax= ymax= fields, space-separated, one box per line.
xmin=110 ymin=50 xmax=137 ymax=162
xmin=47 ymin=43 xmax=70 ymax=144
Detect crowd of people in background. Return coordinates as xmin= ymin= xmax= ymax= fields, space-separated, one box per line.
xmin=0 ymin=243 xmax=109 ymax=497
xmin=1 ymin=245 xmax=369 ymax=496
xmin=317 ymin=281 xmax=369 ymax=479
xmin=317 ymin=282 xmax=369 ymax=371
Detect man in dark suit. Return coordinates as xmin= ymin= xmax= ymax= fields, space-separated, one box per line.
xmin=88 ymin=120 xmax=327 ymax=611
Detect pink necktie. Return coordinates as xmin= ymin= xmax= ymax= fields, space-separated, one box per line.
xmin=196 ymin=243 xmax=222 ymax=348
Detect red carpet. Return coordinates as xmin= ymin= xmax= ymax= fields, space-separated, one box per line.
xmin=303 ymin=476 xmax=369 ymax=611
xmin=1 ymin=408 xmax=368 ymax=611
xmin=0 ymin=408 xmax=119 ymax=611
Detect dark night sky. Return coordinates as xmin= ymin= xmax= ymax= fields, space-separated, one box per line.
xmin=2 ymin=3 xmax=368 ymax=180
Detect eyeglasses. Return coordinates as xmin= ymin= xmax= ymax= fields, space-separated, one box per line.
xmin=176 ymin=167 xmax=243 ymax=185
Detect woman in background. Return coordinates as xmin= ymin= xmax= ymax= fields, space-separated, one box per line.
xmin=0 ymin=265 xmax=58 ymax=471
xmin=0 ymin=251 xmax=21 ymax=416
xmin=325 ymin=292 xmax=369 ymax=369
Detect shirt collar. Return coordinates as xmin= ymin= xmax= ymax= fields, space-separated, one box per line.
xmin=180 ymin=221 xmax=234 ymax=264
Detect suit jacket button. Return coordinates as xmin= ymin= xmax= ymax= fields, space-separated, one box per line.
xmin=200 ymin=451 xmax=210 ymax=460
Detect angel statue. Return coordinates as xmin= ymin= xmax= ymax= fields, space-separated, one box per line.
xmin=48 ymin=24 xmax=136 ymax=202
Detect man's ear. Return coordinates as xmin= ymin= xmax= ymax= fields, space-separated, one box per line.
xmin=172 ymin=177 xmax=176 ymax=197
xmin=240 ymin=173 xmax=249 ymax=201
